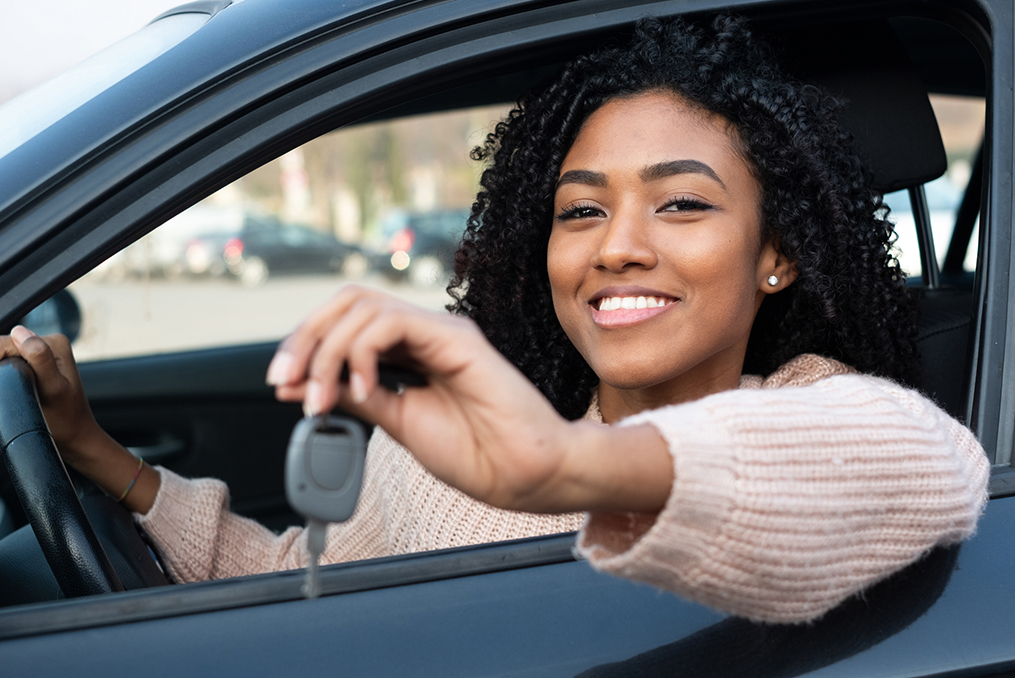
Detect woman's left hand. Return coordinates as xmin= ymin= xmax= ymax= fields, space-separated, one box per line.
xmin=266 ymin=286 xmax=672 ymax=514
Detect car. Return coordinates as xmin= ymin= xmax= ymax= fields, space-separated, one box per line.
xmin=88 ymin=204 xmax=248 ymax=281
xmin=378 ymin=208 xmax=470 ymax=288
xmin=0 ymin=0 xmax=1012 ymax=675
xmin=191 ymin=214 xmax=370 ymax=286
xmin=90 ymin=206 xmax=370 ymax=285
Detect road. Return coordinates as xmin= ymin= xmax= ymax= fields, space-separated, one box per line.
xmin=68 ymin=273 xmax=451 ymax=362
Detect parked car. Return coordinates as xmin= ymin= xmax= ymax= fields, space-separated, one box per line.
xmin=185 ymin=215 xmax=369 ymax=286
xmin=0 ymin=0 xmax=1011 ymax=675
xmin=89 ymin=204 xmax=247 ymax=281
xmin=378 ymin=209 xmax=469 ymax=287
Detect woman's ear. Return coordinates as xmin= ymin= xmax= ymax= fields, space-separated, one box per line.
xmin=757 ymin=240 xmax=798 ymax=293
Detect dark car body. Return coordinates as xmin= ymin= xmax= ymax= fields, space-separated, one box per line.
xmin=0 ymin=0 xmax=1012 ymax=676
xmin=379 ymin=208 xmax=469 ymax=287
xmin=190 ymin=214 xmax=366 ymax=285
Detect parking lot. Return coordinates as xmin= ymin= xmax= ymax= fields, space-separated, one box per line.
xmin=68 ymin=273 xmax=451 ymax=362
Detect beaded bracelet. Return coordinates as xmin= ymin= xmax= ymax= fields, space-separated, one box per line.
xmin=118 ymin=456 xmax=144 ymax=503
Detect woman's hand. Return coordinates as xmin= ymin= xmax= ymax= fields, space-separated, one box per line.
xmin=267 ymin=286 xmax=673 ymax=514
xmin=1 ymin=327 xmax=101 ymax=461
xmin=0 ymin=326 xmax=159 ymax=513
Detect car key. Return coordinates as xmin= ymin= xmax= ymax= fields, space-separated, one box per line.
xmin=285 ymin=364 xmax=426 ymax=598
xmin=285 ymin=414 xmax=367 ymax=599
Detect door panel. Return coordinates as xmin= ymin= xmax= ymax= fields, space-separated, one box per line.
xmin=3 ymin=499 xmax=1015 ymax=676
xmin=81 ymin=342 xmax=306 ymax=532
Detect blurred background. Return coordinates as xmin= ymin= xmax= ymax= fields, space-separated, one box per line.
xmin=5 ymin=0 xmax=511 ymax=361
xmin=5 ymin=2 xmax=985 ymax=363
xmin=0 ymin=0 xmax=184 ymax=105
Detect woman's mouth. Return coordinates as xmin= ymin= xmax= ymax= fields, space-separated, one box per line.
xmin=589 ymin=295 xmax=678 ymax=328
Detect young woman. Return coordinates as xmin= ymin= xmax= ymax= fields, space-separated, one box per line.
xmin=2 ymin=16 xmax=987 ymax=624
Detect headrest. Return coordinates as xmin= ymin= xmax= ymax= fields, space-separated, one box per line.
xmin=766 ymin=20 xmax=946 ymax=194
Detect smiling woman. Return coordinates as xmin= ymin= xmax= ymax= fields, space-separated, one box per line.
xmin=548 ymin=93 xmax=783 ymax=413
xmin=0 ymin=13 xmax=989 ymax=626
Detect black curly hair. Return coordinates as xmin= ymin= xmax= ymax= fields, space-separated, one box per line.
xmin=448 ymin=15 xmax=920 ymax=420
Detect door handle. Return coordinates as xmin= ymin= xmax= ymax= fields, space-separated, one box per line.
xmin=126 ymin=435 xmax=187 ymax=464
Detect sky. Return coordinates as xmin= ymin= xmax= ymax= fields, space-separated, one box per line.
xmin=0 ymin=0 xmax=187 ymax=104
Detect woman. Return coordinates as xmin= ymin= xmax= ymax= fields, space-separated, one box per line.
xmin=2 ymin=16 xmax=987 ymax=623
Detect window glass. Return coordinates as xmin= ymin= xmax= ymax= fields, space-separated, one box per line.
xmin=67 ymin=105 xmax=510 ymax=361
xmin=0 ymin=13 xmax=210 ymax=161
xmin=883 ymin=94 xmax=984 ymax=278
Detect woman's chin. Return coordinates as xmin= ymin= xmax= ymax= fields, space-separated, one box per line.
xmin=594 ymin=367 xmax=677 ymax=393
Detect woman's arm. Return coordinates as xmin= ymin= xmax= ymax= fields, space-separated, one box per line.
xmin=136 ymin=426 xmax=584 ymax=583
xmin=268 ymin=285 xmax=675 ymax=514
xmin=0 ymin=326 xmax=391 ymax=582
xmin=2 ymin=327 xmax=160 ymax=513
xmin=270 ymin=295 xmax=987 ymax=623
xmin=577 ymin=371 xmax=989 ymax=623
xmin=134 ymin=437 xmax=392 ymax=583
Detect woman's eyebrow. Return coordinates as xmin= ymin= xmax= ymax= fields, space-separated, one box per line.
xmin=556 ymin=169 xmax=608 ymax=190
xmin=640 ymin=159 xmax=727 ymax=190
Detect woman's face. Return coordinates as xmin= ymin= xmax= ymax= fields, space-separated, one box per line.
xmin=547 ymin=91 xmax=790 ymax=410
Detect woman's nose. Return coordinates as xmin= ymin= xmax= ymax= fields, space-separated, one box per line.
xmin=591 ymin=209 xmax=658 ymax=272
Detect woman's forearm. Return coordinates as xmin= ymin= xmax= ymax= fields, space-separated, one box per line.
xmin=551 ymin=422 xmax=673 ymax=514
xmin=62 ymin=428 xmax=160 ymax=514
xmin=577 ymin=370 xmax=991 ymax=623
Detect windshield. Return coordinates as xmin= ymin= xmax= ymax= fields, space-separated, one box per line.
xmin=0 ymin=12 xmax=209 ymax=161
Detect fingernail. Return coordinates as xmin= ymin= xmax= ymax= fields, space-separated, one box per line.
xmin=304 ymin=380 xmax=325 ymax=417
xmin=350 ymin=371 xmax=368 ymax=404
xmin=10 ymin=325 xmax=35 ymax=344
xmin=266 ymin=352 xmax=295 ymax=386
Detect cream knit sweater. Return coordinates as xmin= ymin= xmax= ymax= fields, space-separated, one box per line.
xmin=136 ymin=354 xmax=989 ymax=623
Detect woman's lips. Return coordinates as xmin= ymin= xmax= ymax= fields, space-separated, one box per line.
xmin=589 ymin=295 xmax=678 ymax=328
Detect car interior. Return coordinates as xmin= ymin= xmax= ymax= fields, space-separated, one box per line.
xmin=0 ymin=4 xmax=989 ymax=617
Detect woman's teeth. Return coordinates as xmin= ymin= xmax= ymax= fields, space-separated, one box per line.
xmin=596 ymin=296 xmax=671 ymax=311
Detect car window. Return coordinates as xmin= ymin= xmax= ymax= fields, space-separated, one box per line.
xmin=883 ymin=94 xmax=985 ymax=278
xmin=66 ymin=105 xmax=509 ymax=362
xmin=0 ymin=12 xmax=211 ymax=162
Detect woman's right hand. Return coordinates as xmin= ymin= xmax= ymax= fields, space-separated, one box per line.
xmin=266 ymin=286 xmax=673 ymax=515
xmin=266 ymin=286 xmax=576 ymax=512
xmin=0 ymin=326 xmax=160 ymax=513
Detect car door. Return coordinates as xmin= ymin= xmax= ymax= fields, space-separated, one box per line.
xmin=2 ymin=0 xmax=1015 ymax=676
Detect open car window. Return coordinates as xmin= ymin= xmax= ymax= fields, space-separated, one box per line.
xmin=61 ymin=98 xmax=988 ymax=362
xmin=66 ymin=105 xmax=509 ymax=362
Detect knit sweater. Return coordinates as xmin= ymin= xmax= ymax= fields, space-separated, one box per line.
xmin=136 ymin=354 xmax=989 ymax=623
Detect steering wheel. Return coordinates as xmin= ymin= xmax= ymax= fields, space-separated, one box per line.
xmin=0 ymin=357 xmax=167 ymax=599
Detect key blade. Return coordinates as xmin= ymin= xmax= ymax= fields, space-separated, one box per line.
xmin=301 ymin=519 xmax=326 ymax=600
xmin=302 ymin=557 xmax=321 ymax=600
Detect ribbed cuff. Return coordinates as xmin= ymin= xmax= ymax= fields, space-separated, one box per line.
xmin=134 ymin=466 xmax=229 ymax=583
xmin=577 ymin=399 xmax=738 ymax=590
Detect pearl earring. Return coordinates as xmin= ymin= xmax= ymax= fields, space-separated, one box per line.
xmin=767 ymin=275 xmax=779 ymax=286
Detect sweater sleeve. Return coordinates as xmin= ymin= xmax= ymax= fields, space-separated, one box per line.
xmin=135 ymin=427 xmax=394 ymax=583
xmin=575 ymin=374 xmax=990 ymax=624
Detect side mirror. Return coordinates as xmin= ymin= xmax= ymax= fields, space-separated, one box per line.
xmin=18 ymin=289 xmax=82 ymax=343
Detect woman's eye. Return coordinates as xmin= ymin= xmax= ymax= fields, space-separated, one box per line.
xmin=660 ymin=197 xmax=713 ymax=212
xmin=555 ymin=203 xmax=604 ymax=220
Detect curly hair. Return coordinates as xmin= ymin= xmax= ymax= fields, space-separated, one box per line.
xmin=448 ymin=15 xmax=920 ymax=420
